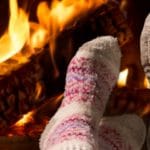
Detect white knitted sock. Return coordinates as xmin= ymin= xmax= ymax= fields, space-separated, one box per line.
xmin=140 ymin=13 xmax=150 ymax=82
xmin=39 ymin=36 xmax=121 ymax=150
xmin=98 ymin=114 xmax=146 ymax=150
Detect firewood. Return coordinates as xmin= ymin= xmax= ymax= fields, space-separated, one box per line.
xmin=106 ymin=87 xmax=150 ymax=116
xmin=0 ymin=49 xmax=57 ymax=132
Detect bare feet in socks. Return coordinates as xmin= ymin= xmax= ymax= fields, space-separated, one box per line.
xmin=40 ymin=36 xmax=121 ymax=150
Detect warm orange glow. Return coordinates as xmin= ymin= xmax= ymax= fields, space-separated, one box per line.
xmin=141 ymin=104 xmax=150 ymax=117
xmin=37 ymin=0 xmax=108 ymax=30
xmin=9 ymin=93 xmax=63 ymax=136
xmin=119 ymin=0 xmax=128 ymax=12
xmin=144 ymin=76 xmax=150 ymax=89
xmin=14 ymin=111 xmax=34 ymax=127
xmin=117 ymin=68 xmax=129 ymax=87
xmin=7 ymin=133 xmax=14 ymax=137
xmin=0 ymin=0 xmax=29 ymax=63
xmin=37 ymin=0 xmax=108 ymax=78
xmin=35 ymin=82 xmax=43 ymax=100
xmin=29 ymin=23 xmax=49 ymax=49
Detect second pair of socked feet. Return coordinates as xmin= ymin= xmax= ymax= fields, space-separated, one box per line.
xmin=40 ymin=36 xmax=146 ymax=150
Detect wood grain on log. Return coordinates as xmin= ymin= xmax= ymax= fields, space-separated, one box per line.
xmin=106 ymin=87 xmax=150 ymax=116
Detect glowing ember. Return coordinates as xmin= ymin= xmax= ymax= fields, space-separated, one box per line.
xmin=117 ymin=68 xmax=129 ymax=87
xmin=0 ymin=0 xmax=29 ymax=63
xmin=119 ymin=0 xmax=128 ymax=14
xmin=35 ymin=82 xmax=44 ymax=100
xmin=141 ymin=103 xmax=150 ymax=117
xmin=144 ymin=76 xmax=150 ymax=89
xmin=9 ymin=93 xmax=63 ymax=136
xmin=14 ymin=111 xmax=34 ymax=127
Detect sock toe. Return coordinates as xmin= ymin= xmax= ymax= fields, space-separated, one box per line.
xmin=98 ymin=114 xmax=146 ymax=150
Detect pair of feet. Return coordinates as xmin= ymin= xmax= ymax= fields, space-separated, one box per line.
xmin=40 ymin=36 xmax=146 ymax=150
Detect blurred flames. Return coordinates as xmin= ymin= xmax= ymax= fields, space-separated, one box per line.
xmin=9 ymin=109 xmax=47 ymax=137
xmin=29 ymin=22 xmax=49 ymax=49
xmin=144 ymin=76 xmax=150 ymax=89
xmin=35 ymin=81 xmax=44 ymax=101
xmin=9 ymin=93 xmax=63 ymax=136
xmin=37 ymin=0 xmax=108 ymax=78
xmin=0 ymin=0 xmax=29 ymax=63
xmin=14 ymin=111 xmax=34 ymax=127
xmin=117 ymin=68 xmax=129 ymax=87
xmin=0 ymin=0 xmax=108 ymax=77
xmin=141 ymin=103 xmax=150 ymax=117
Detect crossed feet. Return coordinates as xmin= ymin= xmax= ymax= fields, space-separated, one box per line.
xmin=39 ymin=35 xmax=147 ymax=150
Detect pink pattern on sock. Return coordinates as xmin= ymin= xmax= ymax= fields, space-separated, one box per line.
xmin=98 ymin=124 xmax=132 ymax=150
xmin=47 ymin=114 xmax=95 ymax=148
xmin=40 ymin=36 xmax=121 ymax=150
xmin=62 ymin=57 xmax=116 ymax=111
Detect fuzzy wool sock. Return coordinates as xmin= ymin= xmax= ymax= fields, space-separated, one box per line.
xmin=98 ymin=114 xmax=146 ymax=150
xmin=39 ymin=36 xmax=121 ymax=150
xmin=140 ymin=13 xmax=150 ymax=82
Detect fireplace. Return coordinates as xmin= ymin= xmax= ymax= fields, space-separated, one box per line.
xmin=0 ymin=0 xmax=149 ymax=150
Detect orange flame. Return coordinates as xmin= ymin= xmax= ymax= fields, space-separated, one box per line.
xmin=117 ymin=68 xmax=129 ymax=87
xmin=37 ymin=0 xmax=108 ymax=31
xmin=35 ymin=81 xmax=43 ymax=100
xmin=141 ymin=103 xmax=150 ymax=117
xmin=0 ymin=0 xmax=29 ymax=63
xmin=144 ymin=76 xmax=150 ymax=89
xmin=37 ymin=0 xmax=108 ymax=78
xmin=29 ymin=22 xmax=49 ymax=49
xmin=14 ymin=111 xmax=34 ymax=127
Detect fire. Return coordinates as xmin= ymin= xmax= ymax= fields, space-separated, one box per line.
xmin=14 ymin=111 xmax=34 ymax=127
xmin=35 ymin=81 xmax=44 ymax=100
xmin=144 ymin=76 xmax=150 ymax=89
xmin=117 ymin=68 xmax=129 ymax=87
xmin=29 ymin=23 xmax=49 ymax=49
xmin=37 ymin=0 xmax=108 ymax=78
xmin=119 ymin=0 xmax=128 ymax=14
xmin=0 ymin=0 xmax=29 ymax=63
xmin=37 ymin=0 xmax=108 ymax=30
xmin=141 ymin=103 xmax=150 ymax=117
xmin=0 ymin=0 xmax=108 ymax=76
xmin=9 ymin=93 xmax=63 ymax=136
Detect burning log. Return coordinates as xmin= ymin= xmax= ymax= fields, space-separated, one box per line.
xmin=106 ymin=87 xmax=150 ymax=117
xmin=0 ymin=49 xmax=46 ymax=133
xmin=0 ymin=136 xmax=39 ymax=150
xmin=54 ymin=0 xmax=133 ymax=62
xmin=5 ymin=94 xmax=63 ymax=137
xmin=0 ymin=48 xmax=66 ymax=134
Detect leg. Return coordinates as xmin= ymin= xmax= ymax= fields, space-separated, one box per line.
xmin=40 ymin=36 xmax=121 ymax=150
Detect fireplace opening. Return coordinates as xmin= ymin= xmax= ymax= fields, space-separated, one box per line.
xmin=0 ymin=0 xmax=149 ymax=150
